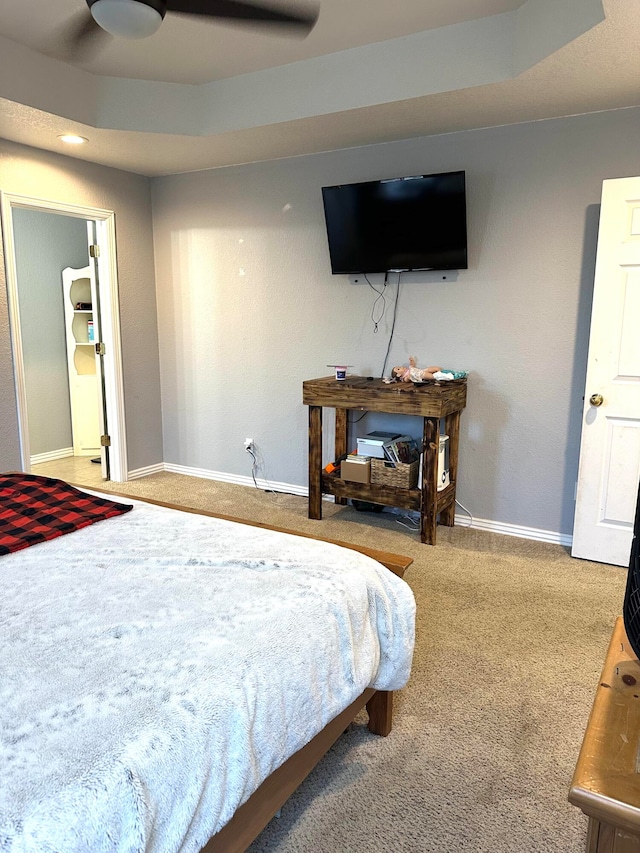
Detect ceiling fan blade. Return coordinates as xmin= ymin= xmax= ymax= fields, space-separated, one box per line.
xmin=166 ymin=0 xmax=319 ymax=34
xmin=47 ymin=10 xmax=112 ymax=61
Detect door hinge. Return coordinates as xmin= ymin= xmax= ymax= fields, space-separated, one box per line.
xmin=89 ymin=244 xmax=100 ymax=258
xmin=95 ymin=342 xmax=106 ymax=355
xmin=101 ymin=434 xmax=111 ymax=447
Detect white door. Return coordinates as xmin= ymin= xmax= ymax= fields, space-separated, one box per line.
xmin=572 ymin=177 xmax=640 ymax=566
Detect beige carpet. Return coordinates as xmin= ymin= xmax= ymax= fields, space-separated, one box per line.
xmin=66 ymin=469 xmax=627 ymax=851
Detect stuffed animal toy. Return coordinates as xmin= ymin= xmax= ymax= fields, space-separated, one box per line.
xmin=391 ymin=356 xmax=442 ymax=383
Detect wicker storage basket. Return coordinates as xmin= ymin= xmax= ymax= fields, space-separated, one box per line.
xmin=370 ymin=458 xmax=419 ymax=488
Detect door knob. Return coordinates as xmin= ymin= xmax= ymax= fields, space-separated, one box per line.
xmin=589 ymin=393 xmax=604 ymax=407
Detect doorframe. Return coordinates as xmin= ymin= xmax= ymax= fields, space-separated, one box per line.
xmin=0 ymin=192 xmax=128 ymax=482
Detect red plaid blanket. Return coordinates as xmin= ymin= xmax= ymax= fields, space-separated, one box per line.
xmin=0 ymin=473 xmax=133 ymax=556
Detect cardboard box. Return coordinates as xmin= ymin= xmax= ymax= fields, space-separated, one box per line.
xmin=340 ymin=458 xmax=371 ymax=484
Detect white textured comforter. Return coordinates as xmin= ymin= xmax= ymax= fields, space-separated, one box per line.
xmin=0 ymin=496 xmax=415 ymax=853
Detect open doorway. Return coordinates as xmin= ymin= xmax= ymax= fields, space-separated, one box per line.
xmin=1 ymin=193 xmax=128 ymax=483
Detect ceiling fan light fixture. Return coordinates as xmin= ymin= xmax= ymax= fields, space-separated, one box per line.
xmin=88 ymin=0 xmax=165 ymax=40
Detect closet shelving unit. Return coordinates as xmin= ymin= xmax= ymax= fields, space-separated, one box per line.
xmin=62 ymin=265 xmax=101 ymax=457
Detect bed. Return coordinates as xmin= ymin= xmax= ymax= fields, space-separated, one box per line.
xmin=0 ymin=473 xmax=416 ymax=853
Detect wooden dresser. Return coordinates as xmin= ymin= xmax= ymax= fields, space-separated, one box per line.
xmin=570 ymin=617 xmax=640 ymax=852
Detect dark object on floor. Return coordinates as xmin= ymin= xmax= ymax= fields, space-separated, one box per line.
xmin=91 ymin=457 xmax=101 ymax=464
xmin=351 ymin=499 xmax=384 ymax=513
xmin=622 ymin=480 xmax=640 ymax=657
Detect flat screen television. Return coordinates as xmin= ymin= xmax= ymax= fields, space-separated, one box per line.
xmin=321 ymin=170 xmax=467 ymax=275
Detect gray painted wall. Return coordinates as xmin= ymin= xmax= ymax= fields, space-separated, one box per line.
xmin=151 ymin=106 xmax=640 ymax=537
xmin=2 ymin=106 xmax=638 ymax=535
xmin=0 ymin=140 xmax=163 ymax=474
xmin=12 ymin=208 xmax=88 ymax=456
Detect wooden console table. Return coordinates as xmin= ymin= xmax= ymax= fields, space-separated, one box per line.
xmin=302 ymin=375 xmax=467 ymax=545
xmin=569 ymin=617 xmax=640 ymax=852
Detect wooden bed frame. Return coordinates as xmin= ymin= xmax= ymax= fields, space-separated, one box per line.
xmin=70 ymin=483 xmax=414 ymax=852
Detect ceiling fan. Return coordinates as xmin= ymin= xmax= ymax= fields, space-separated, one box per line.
xmin=56 ymin=0 xmax=320 ymax=59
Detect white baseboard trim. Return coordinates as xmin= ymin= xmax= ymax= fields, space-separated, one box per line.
xmin=127 ymin=463 xmax=165 ymax=480
xmin=127 ymin=462 xmax=573 ymax=547
xmin=455 ymin=513 xmax=572 ymax=547
xmin=163 ymin=462 xmax=309 ymax=497
xmin=30 ymin=447 xmax=73 ymax=465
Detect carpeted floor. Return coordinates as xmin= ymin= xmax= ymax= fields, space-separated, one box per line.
xmin=39 ymin=464 xmax=627 ymax=852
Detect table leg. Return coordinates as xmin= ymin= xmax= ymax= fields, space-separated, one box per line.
xmin=441 ymin=410 xmax=461 ymax=527
xmin=421 ymin=417 xmax=439 ymax=545
xmin=334 ymin=407 xmax=348 ymax=505
xmin=308 ymin=405 xmax=323 ymax=520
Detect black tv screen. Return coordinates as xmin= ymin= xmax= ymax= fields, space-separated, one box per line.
xmin=321 ymin=170 xmax=467 ymax=274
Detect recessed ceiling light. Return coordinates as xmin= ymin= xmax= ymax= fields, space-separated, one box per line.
xmin=59 ymin=134 xmax=89 ymax=145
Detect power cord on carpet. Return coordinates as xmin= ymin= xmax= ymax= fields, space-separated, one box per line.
xmin=394 ymin=499 xmax=473 ymax=531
